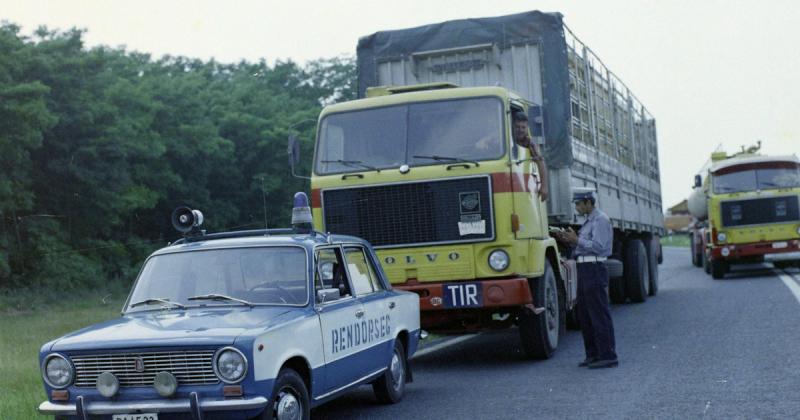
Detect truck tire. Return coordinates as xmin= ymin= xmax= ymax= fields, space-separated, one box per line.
xmin=519 ymin=261 xmax=563 ymax=359
xmin=645 ymin=236 xmax=659 ymax=296
xmin=703 ymin=251 xmax=711 ymax=274
xmin=658 ymin=240 xmax=664 ymax=265
xmin=711 ymin=259 xmax=727 ymax=279
xmin=691 ymin=235 xmax=702 ymax=267
xmin=624 ymin=239 xmax=649 ymax=303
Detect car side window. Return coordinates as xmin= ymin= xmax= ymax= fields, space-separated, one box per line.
xmin=315 ymin=247 xmax=352 ymax=298
xmin=344 ymin=246 xmax=380 ymax=295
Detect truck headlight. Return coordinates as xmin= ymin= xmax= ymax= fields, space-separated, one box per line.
xmin=488 ymin=250 xmax=510 ymax=271
xmin=213 ymin=347 xmax=247 ymax=383
xmin=43 ymin=354 xmax=73 ymax=388
xmin=717 ymin=232 xmax=727 ymax=243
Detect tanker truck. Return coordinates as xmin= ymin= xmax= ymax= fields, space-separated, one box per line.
xmin=293 ymin=11 xmax=664 ymax=359
xmin=688 ymin=145 xmax=800 ymax=278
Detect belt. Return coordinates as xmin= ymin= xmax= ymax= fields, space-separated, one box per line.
xmin=576 ymin=256 xmax=607 ymax=263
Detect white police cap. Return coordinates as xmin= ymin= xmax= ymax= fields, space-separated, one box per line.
xmin=572 ymin=187 xmax=597 ymax=202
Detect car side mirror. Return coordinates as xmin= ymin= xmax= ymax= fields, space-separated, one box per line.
xmin=693 ymin=174 xmax=702 ymax=188
xmin=316 ymin=288 xmax=341 ymax=304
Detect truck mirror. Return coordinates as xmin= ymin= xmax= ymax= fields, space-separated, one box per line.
xmin=527 ymin=105 xmax=545 ymax=144
xmin=287 ymin=134 xmax=300 ymax=166
xmin=693 ymin=174 xmax=701 ymax=188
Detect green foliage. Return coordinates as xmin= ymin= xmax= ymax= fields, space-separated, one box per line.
xmin=0 ymin=23 xmax=357 ymax=295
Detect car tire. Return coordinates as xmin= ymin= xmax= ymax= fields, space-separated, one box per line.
xmin=645 ymin=236 xmax=659 ymax=296
xmin=373 ymin=340 xmax=407 ymax=404
xmin=266 ymin=368 xmax=310 ymax=420
xmin=711 ymin=259 xmax=727 ymax=280
xmin=519 ymin=260 xmax=563 ymax=359
xmin=624 ymin=239 xmax=649 ymax=303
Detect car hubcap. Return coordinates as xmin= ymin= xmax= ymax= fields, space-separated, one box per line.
xmin=390 ymin=351 xmax=404 ymax=391
xmin=275 ymin=390 xmax=301 ymax=420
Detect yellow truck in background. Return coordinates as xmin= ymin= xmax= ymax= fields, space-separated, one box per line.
xmin=688 ymin=146 xmax=800 ymax=278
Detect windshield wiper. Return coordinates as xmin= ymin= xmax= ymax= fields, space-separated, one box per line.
xmin=413 ymin=155 xmax=479 ymax=167
xmin=187 ymin=294 xmax=255 ymax=307
xmin=321 ymin=159 xmax=380 ymax=173
xmin=129 ymin=298 xmax=187 ymax=310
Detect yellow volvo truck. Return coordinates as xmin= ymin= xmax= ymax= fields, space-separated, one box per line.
xmin=291 ymin=11 xmax=664 ymax=359
xmin=689 ymin=148 xmax=800 ymax=278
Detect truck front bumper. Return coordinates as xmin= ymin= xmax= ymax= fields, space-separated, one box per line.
xmin=710 ymin=239 xmax=800 ymax=261
xmin=397 ymin=277 xmax=533 ymax=311
xmin=39 ymin=393 xmax=267 ymax=417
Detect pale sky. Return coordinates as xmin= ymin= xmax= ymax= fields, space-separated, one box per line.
xmin=3 ymin=0 xmax=799 ymax=209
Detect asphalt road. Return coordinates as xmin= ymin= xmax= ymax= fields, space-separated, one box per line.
xmin=312 ymin=247 xmax=800 ymax=419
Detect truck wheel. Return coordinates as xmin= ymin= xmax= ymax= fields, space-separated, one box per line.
xmin=268 ymin=368 xmax=310 ymax=420
xmin=519 ymin=260 xmax=563 ymax=359
xmin=711 ymin=259 xmax=727 ymax=279
xmin=608 ymin=276 xmax=626 ymax=304
xmin=658 ymin=240 xmax=664 ymax=265
xmin=624 ymin=239 xmax=649 ymax=303
xmin=373 ymin=340 xmax=407 ymax=404
xmin=645 ymin=236 xmax=659 ymax=296
xmin=703 ymin=251 xmax=711 ymax=274
xmin=691 ymin=235 xmax=702 ymax=267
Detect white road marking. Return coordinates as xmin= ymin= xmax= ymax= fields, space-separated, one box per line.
xmin=412 ymin=334 xmax=479 ymax=359
xmin=776 ymin=269 xmax=800 ymax=305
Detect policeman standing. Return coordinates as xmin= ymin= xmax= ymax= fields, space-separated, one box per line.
xmin=555 ymin=188 xmax=618 ymax=368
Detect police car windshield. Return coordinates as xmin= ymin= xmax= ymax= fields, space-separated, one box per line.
xmin=315 ymin=97 xmax=505 ymax=175
xmin=126 ymin=246 xmax=308 ymax=311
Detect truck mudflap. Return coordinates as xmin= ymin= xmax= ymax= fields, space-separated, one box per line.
xmin=396 ymin=278 xmax=533 ymax=311
xmin=710 ymin=239 xmax=800 ymax=260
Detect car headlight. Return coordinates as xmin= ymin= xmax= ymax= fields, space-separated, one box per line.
xmin=43 ymin=354 xmax=73 ymax=388
xmin=488 ymin=250 xmax=510 ymax=271
xmin=213 ymin=347 xmax=247 ymax=383
xmin=717 ymin=232 xmax=727 ymax=243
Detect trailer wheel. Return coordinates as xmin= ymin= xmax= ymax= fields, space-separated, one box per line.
xmin=691 ymin=235 xmax=702 ymax=267
xmin=645 ymin=236 xmax=659 ymax=296
xmin=711 ymin=259 xmax=727 ymax=279
xmin=624 ymin=239 xmax=649 ymax=303
xmin=519 ymin=260 xmax=563 ymax=359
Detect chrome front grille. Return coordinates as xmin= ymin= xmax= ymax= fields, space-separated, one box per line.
xmin=71 ymin=350 xmax=218 ymax=388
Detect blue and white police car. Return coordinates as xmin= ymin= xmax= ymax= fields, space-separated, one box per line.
xmin=38 ymin=193 xmax=421 ymax=420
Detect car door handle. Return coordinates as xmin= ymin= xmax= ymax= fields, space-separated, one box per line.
xmin=388 ymin=301 xmax=396 ymax=309
xmin=355 ymin=309 xmax=365 ymax=318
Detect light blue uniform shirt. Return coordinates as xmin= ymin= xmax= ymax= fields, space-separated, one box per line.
xmin=574 ymin=208 xmax=613 ymax=258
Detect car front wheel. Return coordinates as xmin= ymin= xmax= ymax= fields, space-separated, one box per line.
xmin=266 ymin=368 xmax=310 ymax=420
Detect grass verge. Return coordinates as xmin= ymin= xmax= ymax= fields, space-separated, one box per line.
xmin=0 ymin=289 xmax=128 ymax=419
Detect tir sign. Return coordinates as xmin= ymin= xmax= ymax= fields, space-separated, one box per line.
xmin=443 ymin=282 xmax=482 ymax=308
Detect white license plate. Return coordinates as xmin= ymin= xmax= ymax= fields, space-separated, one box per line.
xmin=773 ymin=242 xmax=788 ymax=249
xmin=113 ymin=414 xmax=158 ymax=420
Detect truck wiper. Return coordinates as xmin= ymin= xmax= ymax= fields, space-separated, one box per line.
xmin=129 ymin=298 xmax=187 ymax=310
xmin=321 ymin=159 xmax=380 ymax=173
xmin=188 ymin=293 xmax=255 ymax=307
xmin=412 ymin=155 xmax=480 ymax=167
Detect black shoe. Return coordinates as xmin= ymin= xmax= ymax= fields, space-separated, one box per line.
xmin=578 ymin=357 xmax=597 ymax=367
xmin=587 ymin=359 xmax=618 ymax=369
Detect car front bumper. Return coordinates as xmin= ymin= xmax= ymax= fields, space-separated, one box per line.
xmin=39 ymin=392 xmax=268 ymax=417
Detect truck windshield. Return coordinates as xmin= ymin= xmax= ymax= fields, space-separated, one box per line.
xmin=315 ymin=97 xmax=505 ymax=175
xmin=126 ymin=247 xmax=308 ymax=311
xmin=713 ymin=166 xmax=800 ymax=194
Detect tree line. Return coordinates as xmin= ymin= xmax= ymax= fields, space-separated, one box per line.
xmin=0 ymin=24 xmax=356 ymax=291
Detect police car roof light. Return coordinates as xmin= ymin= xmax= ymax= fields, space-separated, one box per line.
xmin=291 ymin=192 xmax=313 ymax=226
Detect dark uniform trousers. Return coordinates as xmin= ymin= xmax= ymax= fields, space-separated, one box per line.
xmin=576 ymin=261 xmax=617 ymax=361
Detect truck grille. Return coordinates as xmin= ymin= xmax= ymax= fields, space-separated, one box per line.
xmin=322 ymin=176 xmax=494 ymax=247
xmin=721 ymin=196 xmax=799 ymax=227
xmin=71 ymin=350 xmax=218 ymax=388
